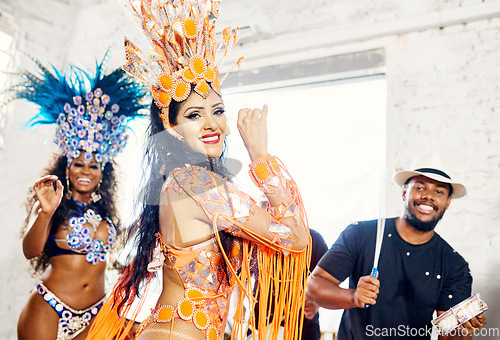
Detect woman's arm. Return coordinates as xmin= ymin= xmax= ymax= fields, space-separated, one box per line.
xmin=237 ymin=105 xmax=308 ymax=249
xmin=169 ymin=164 xmax=308 ymax=250
xmin=170 ymin=105 xmax=308 ymax=250
xmin=23 ymin=175 xmax=64 ymax=258
xmin=244 ymin=154 xmax=309 ymax=250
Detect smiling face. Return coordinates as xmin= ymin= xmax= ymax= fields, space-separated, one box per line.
xmin=66 ymin=153 xmax=103 ymax=201
xmin=402 ymin=175 xmax=452 ymax=232
xmin=172 ymin=90 xmax=227 ymax=158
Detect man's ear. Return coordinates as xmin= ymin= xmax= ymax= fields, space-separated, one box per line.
xmin=401 ymin=185 xmax=408 ymax=201
xmin=445 ymin=195 xmax=452 ymax=210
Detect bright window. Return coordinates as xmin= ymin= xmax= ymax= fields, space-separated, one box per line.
xmin=224 ymin=76 xmax=387 ymax=245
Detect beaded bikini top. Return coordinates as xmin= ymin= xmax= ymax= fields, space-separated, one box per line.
xmin=136 ymin=234 xmax=242 ymax=339
xmin=49 ymin=198 xmax=117 ymax=265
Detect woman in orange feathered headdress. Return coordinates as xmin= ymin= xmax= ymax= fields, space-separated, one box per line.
xmin=87 ymin=1 xmax=311 ymax=339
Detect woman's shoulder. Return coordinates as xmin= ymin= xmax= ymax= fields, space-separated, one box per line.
xmin=166 ymin=165 xmax=228 ymax=189
xmin=172 ymin=164 xmax=226 ymax=177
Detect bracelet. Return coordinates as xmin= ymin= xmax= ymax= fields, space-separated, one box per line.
xmin=248 ymin=154 xmax=281 ymax=185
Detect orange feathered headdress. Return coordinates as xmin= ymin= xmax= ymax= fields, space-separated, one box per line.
xmin=122 ymin=0 xmax=243 ymax=139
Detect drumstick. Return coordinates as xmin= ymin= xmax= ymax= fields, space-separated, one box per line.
xmin=365 ymin=218 xmax=385 ymax=308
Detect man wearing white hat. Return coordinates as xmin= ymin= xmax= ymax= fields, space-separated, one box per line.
xmin=304 ymin=153 xmax=486 ymax=339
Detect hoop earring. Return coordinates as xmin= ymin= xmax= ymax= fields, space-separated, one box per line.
xmin=65 ymin=177 xmax=73 ymax=199
xmin=91 ymin=181 xmax=102 ymax=203
xmin=225 ymin=127 xmax=230 ymax=136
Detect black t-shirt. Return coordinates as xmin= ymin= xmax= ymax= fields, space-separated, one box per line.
xmin=302 ymin=229 xmax=329 ymax=340
xmin=317 ymin=218 xmax=472 ymax=340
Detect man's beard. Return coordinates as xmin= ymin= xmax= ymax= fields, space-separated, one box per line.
xmin=404 ymin=202 xmax=446 ymax=232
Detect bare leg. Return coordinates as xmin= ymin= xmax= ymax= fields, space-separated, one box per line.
xmin=18 ymin=289 xmax=59 ymax=340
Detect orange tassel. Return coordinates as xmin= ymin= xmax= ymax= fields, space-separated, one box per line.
xmin=212 ymin=214 xmax=311 ymax=340
xmin=86 ymin=264 xmax=152 ymax=340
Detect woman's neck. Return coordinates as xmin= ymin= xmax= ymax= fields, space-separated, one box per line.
xmin=71 ymin=192 xmax=92 ymax=205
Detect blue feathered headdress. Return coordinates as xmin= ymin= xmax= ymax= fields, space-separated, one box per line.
xmin=10 ymin=49 xmax=148 ymax=165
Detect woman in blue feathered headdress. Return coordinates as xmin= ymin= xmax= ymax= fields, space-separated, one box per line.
xmin=10 ymin=50 xmax=147 ymax=340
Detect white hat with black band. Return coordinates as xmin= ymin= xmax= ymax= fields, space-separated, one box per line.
xmin=392 ymin=152 xmax=466 ymax=199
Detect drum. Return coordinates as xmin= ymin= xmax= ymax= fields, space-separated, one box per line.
xmin=432 ymin=293 xmax=488 ymax=335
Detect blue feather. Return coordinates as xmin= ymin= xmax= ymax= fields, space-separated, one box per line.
xmin=7 ymin=51 xmax=150 ymax=164
xmin=8 ymin=52 xmax=148 ymax=128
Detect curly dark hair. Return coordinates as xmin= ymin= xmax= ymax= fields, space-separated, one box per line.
xmin=115 ymin=93 xmax=238 ymax=312
xmin=23 ymin=154 xmax=120 ymax=276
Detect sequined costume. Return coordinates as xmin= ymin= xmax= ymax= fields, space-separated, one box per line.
xmin=11 ymin=49 xmax=147 ymax=340
xmin=88 ymin=155 xmax=311 ymax=340
xmin=30 ymin=195 xmax=117 ymax=340
xmin=37 ymin=199 xmax=116 ymax=339
xmin=135 ymin=235 xmax=238 ymax=340
xmin=46 ymin=197 xmax=117 ymax=264
xmin=85 ymin=1 xmax=310 ymax=339
xmin=37 ymin=282 xmax=106 ymax=340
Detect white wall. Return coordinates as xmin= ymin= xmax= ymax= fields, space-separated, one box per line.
xmin=1 ymin=0 xmax=499 ymax=338
xmin=385 ymin=17 xmax=500 ymax=339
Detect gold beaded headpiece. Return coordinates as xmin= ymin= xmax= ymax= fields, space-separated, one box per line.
xmin=123 ymin=0 xmax=243 ymax=139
